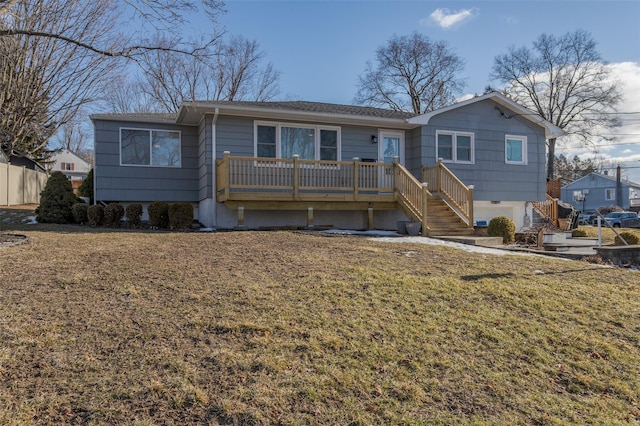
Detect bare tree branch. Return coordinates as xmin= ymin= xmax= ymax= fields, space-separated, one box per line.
xmin=492 ymin=30 xmax=622 ymax=180
xmin=354 ymin=32 xmax=465 ymax=113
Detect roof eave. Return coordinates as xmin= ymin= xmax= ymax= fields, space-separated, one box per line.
xmin=407 ymin=92 xmax=565 ymax=139
xmin=90 ymin=114 xmax=178 ymax=125
xmin=177 ymin=102 xmax=417 ymax=129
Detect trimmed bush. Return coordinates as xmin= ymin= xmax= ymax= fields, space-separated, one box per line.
xmin=87 ymin=204 xmax=104 ymax=226
xmin=148 ymin=201 xmax=169 ymax=228
xmin=125 ymin=203 xmax=143 ymax=228
xmin=615 ymin=231 xmax=640 ymax=245
xmin=72 ymin=203 xmax=89 ymax=224
xmin=487 ymin=216 xmax=516 ymax=244
xmin=35 ymin=171 xmax=79 ymax=224
xmin=78 ymin=169 xmax=94 ymax=203
xmin=572 ymin=228 xmax=588 ymax=238
xmin=169 ymin=202 xmax=194 ymax=230
xmin=104 ymin=203 xmax=124 ymax=227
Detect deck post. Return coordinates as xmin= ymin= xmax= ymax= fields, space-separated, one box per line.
xmin=237 ymin=206 xmax=245 ymax=227
xmin=307 ymin=207 xmax=314 ymax=228
xmin=468 ymin=185 xmax=475 ymax=227
xmin=437 ymin=158 xmax=443 ymax=193
xmin=392 ymin=156 xmax=399 ymax=200
xmin=353 ymin=158 xmax=359 ymax=201
xmin=219 ymin=151 xmax=231 ymax=201
xmin=367 ymin=206 xmax=374 ymax=229
xmin=293 ymin=155 xmax=300 ymax=200
xmin=421 ymin=183 xmax=429 ymax=236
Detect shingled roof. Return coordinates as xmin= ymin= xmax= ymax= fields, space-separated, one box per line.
xmin=190 ymin=100 xmax=419 ymax=120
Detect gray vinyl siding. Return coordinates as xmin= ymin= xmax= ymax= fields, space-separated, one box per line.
xmin=94 ymin=119 xmax=199 ymax=202
xmin=419 ymin=99 xmax=547 ymax=202
xmin=214 ymin=115 xmax=407 ymax=164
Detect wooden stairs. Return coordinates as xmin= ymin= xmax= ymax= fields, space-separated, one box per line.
xmin=425 ymin=195 xmax=475 ymax=236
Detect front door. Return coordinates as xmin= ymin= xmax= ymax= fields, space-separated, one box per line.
xmin=378 ymin=131 xmax=404 ymax=190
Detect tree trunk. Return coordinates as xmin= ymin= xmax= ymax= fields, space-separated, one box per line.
xmin=547 ymin=138 xmax=556 ymax=181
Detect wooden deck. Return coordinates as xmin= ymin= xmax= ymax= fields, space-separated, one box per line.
xmin=216 ymin=153 xmax=474 ymax=235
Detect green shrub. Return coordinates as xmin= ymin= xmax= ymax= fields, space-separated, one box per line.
xmin=572 ymin=228 xmax=588 ymax=237
xmin=125 ymin=203 xmax=143 ymax=228
xmin=487 ymin=216 xmax=516 ymax=244
xmin=103 ymin=203 xmax=124 ymax=227
xmin=169 ymin=202 xmax=194 ymax=230
xmin=35 ymin=171 xmax=79 ymax=223
xmin=71 ymin=203 xmax=89 ymax=224
xmin=615 ymin=231 xmax=640 ymax=245
xmin=148 ymin=201 xmax=169 ymax=228
xmin=78 ymin=169 xmax=94 ymax=203
xmin=87 ymin=204 xmax=104 ymax=226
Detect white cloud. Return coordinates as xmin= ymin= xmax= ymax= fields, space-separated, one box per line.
xmin=423 ymin=8 xmax=478 ymax=29
xmin=505 ymin=16 xmax=519 ymax=25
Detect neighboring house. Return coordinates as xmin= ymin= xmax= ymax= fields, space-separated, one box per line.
xmin=48 ymin=149 xmax=92 ymax=193
xmin=91 ymin=92 xmax=563 ymax=234
xmin=561 ymin=172 xmax=640 ymax=212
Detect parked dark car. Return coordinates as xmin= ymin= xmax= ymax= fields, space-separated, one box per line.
xmin=603 ymin=211 xmax=640 ymax=228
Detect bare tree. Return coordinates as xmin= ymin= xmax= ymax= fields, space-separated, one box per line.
xmin=354 ymin=32 xmax=465 ymax=113
xmin=0 ymin=0 xmax=123 ymax=158
xmin=0 ymin=0 xmax=223 ymax=58
xmin=117 ymin=35 xmax=281 ymax=113
xmin=0 ymin=0 xmax=223 ymax=158
xmin=492 ymin=30 xmax=622 ymax=180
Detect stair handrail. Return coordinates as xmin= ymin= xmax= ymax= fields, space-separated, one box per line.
xmin=532 ymin=194 xmax=559 ymax=227
xmin=393 ymin=159 xmax=431 ymax=234
xmin=421 ymin=159 xmax=474 ymax=226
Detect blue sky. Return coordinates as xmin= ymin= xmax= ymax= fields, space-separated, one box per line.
xmin=213 ymin=0 xmax=640 ymax=182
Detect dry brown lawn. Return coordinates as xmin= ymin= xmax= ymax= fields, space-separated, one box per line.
xmin=1 ymin=208 xmax=639 ymax=424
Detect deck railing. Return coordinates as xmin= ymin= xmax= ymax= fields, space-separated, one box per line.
xmin=421 ymin=159 xmax=474 ymax=226
xmin=217 ymin=152 xmax=395 ymax=202
xmin=217 ymin=153 xmax=473 ymax=236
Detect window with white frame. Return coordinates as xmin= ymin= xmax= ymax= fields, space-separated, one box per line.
xmin=436 ymin=131 xmax=474 ymax=163
xmin=505 ymin=135 xmax=527 ymax=164
xmin=255 ymin=122 xmax=340 ymax=161
xmin=120 ymin=128 xmax=181 ymax=167
xmin=605 ymin=188 xmax=616 ymax=201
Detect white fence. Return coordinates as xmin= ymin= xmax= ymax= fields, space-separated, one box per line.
xmin=0 ymin=163 xmax=48 ymax=206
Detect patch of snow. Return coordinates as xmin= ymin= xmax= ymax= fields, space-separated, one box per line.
xmin=321 ymin=229 xmax=403 ymax=237
xmin=198 ymin=227 xmax=215 ymax=232
xmin=370 ymin=235 xmax=539 ymax=257
xmin=23 ymin=216 xmax=38 ymax=225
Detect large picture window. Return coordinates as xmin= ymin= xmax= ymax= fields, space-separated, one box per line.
xmin=255 ymin=122 xmax=340 ymax=161
xmin=505 ymin=135 xmax=527 ymax=164
xmin=121 ymin=128 xmax=181 ymax=167
xmin=436 ymin=131 xmax=474 ymax=163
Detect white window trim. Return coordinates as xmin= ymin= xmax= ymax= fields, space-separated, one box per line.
xmin=505 ymin=134 xmax=527 ymax=165
xmin=254 ymin=121 xmax=341 ymax=161
xmin=435 ymin=130 xmax=474 ymax=164
xmin=605 ymin=188 xmax=616 ymax=201
xmin=379 ymin=129 xmax=405 ymax=165
xmin=119 ymin=127 xmax=182 ymax=168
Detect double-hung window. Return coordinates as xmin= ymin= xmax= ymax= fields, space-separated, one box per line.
xmin=605 ymin=188 xmax=616 ymax=201
xmin=505 ymin=135 xmax=527 ymax=164
xmin=256 ymin=122 xmax=340 ymax=161
xmin=436 ymin=131 xmax=474 ymax=163
xmin=120 ymin=128 xmax=181 ymax=167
